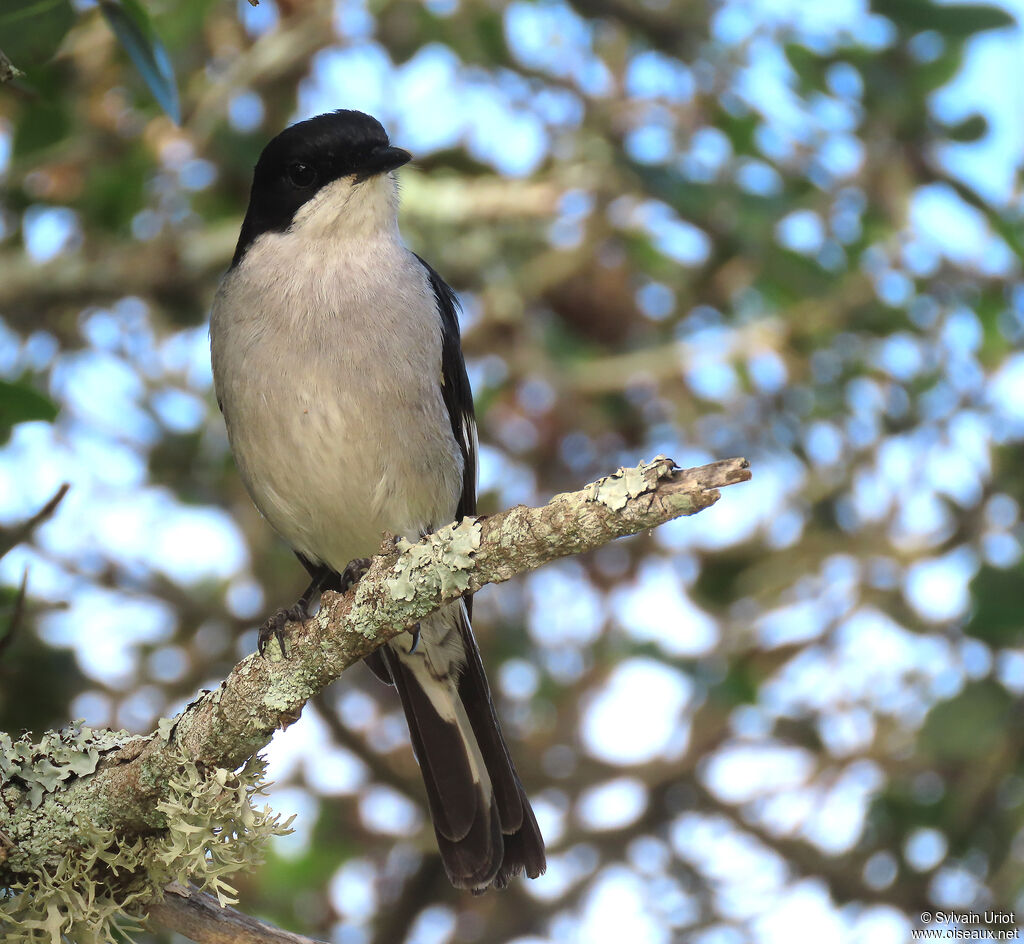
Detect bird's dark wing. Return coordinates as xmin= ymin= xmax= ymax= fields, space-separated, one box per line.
xmin=415 ymin=253 xmax=477 ymax=521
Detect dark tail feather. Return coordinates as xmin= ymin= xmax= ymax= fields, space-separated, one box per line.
xmin=382 ymin=647 xmax=481 ymax=844
xmin=494 ymin=794 xmax=546 ymax=888
xmin=455 ymin=615 xmax=546 ymax=885
xmin=365 ymin=611 xmax=546 ymax=891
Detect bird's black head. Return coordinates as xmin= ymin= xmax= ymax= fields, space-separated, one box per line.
xmin=231 ymin=110 xmax=411 ymax=267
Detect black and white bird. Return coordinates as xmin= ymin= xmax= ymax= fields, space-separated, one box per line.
xmin=209 ymin=110 xmax=545 ymax=891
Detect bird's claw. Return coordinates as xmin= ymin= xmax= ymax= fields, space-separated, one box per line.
xmin=256 ymin=602 xmax=308 ymax=659
xmin=257 ymin=557 xmax=369 ymax=659
xmin=339 ymin=557 xmax=371 ymax=593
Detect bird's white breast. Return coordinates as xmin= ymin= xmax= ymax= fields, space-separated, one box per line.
xmin=210 ymin=182 xmax=463 ymax=571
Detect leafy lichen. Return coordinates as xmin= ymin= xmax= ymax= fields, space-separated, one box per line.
xmin=1 ymin=723 xmax=292 ymax=944
xmin=0 ymin=723 xmax=139 ymax=811
xmin=343 ymin=519 xmax=481 ymax=641
xmin=390 ymin=518 xmax=481 ymax=599
xmin=551 ymin=456 xmax=673 ymax=511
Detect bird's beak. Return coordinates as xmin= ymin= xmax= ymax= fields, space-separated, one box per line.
xmin=353 ymin=145 xmax=412 ymax=182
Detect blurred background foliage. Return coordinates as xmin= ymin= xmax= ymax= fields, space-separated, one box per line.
xmin=2 ymin=0 xmax=1024 ymax=941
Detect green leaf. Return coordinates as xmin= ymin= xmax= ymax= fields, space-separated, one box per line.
xmin=473 ymin=10 xmax=510 ymax=64
xmin=915 ymin=47 xmax=965 ymax=92
xmin=0 ymin=0 xmax=73 ymax=67
xmin=712 ymin=662 xmax=759 ymax=705
xmin=783 ymin=42 xmax=825 ymax=91
xmin=920 ymin=682 xmax=1012 ymax=761
xmin=12 ymin=99 xmax=72 ymax=157
xmin=0 ymin=378 xmax=59 ymax=444
xmin=76 ymin=144 xmax=153 ymax=233
xmin=964 ymin=562 xmax=1024 ymax=646
xmin=873 ymin=0 xmax=1014 ymax=37
xmin=715 ymin=104 xmax=760 ymax=155
xmin=940 ymin=113 xmax=988 ymax=143
xmin=98 ymin=0 xmax=180 ymax=123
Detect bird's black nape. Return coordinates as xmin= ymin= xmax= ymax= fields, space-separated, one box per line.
xmin=231 ymin=110 xmax=410 ymax=267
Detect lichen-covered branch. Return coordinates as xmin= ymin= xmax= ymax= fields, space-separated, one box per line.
xmin=0 ymin=456 xmax=749 ymax=912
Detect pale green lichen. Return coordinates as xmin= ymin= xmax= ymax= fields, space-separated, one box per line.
xmin=1 ymin=725 xmax=292 ymax=944
xmin=345 ymin=518 xmax=482 ymax=640
xmin=155 ymin=714 xmax=181 ymax=745
xmin=553 ymin=456 xmax=672 ymax=511
xmin=0 ymin=724 xmax=141 ymax=811
xmin=387 ymin=518 xmax=482 ymax=604
xmin=262 ymin=683 xmax=298 ymax=713
xmin=261 ymin=634 xmax=287 ymax=663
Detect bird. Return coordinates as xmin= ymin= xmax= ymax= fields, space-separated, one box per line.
xmin=209 ymin=109 xmax=546 ymax=892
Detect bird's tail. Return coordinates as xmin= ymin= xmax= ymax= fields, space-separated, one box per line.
xmin=364 ymin=604 xmax=546 ymax=891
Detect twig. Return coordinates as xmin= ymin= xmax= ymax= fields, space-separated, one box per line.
xmin=0 ymin=483 xmax=71 ymax=559
xmin=148 ymin=884 xmax=327 ymax=944
xmin=0 ymin=568 xmax=28 ymax=661
xmin=0 ymin=48 xmax=22 ymax=83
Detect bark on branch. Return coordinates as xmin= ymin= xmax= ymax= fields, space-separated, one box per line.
xmin=0 ymin=455 xmax=749 ymax=872
xmin=148 ymin=885 xmax=328 ymax=944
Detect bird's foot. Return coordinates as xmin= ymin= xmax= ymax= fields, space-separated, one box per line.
xmin=339 ymin=557 xmax=372 ymax=593
xmin=257 ymin=601 xmax=310 ymax=659
xmin=257 ymin=558 xmax=369 ymax=658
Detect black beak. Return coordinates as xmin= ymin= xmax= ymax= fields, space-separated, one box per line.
xmin=353 ymin=145 xmax=412 ymax=182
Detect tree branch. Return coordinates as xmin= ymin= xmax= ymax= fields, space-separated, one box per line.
xmin=565 ymin=0 xmax=705 ymax=58
xmin=0 ymin=456 xmax=750 ymax=874
xmin=148 ymin=884 xmax=328 ymax=944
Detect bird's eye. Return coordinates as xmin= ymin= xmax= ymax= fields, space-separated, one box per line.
xmin=287 ymin=161 xmax=317 ymax=188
